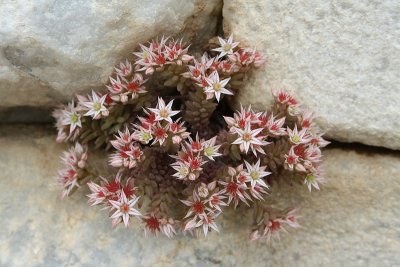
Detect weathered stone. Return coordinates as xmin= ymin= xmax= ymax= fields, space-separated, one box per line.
xmin=0 ymin=0 xmax=222 ymax=109
xmin=0 ymin=125 xmax=399 ymax=266
xmin=223 ymin=0 xmax=400 ymax=150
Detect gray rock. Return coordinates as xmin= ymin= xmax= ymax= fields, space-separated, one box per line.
xmin=0 ymin=125 xmax=399 ymax=266
xmin=223 ymin=0 xmax=400 ymax=150
xmin=0 ymin=0 xmax=222 ymax=108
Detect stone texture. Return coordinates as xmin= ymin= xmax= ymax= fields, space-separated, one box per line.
xmin=223 ymin=0 xmax=400 ymax=150
xmin=0 ymin=0 xmax=222 ymax=109
xmin=1 ymin=125 xmax=399 ymax=266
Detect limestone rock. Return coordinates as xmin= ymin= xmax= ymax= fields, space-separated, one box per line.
xmin=0 ymin=125 xmax=399 ymax=266
xmin=223 ymin=0 xmax=400 ymax=150
xmin=0 ymin=0 xmax=222 ymax=108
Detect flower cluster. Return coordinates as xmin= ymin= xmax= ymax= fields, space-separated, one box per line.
xmin=53 ymin=35 xmax=328 ymax=241
xmin=87 ymin=174 xmax=141 ymax=227
xmin=182 ymin=34 xmax=266 ymax=102
xmin=56 ymin=143 xmax=88 ymax=198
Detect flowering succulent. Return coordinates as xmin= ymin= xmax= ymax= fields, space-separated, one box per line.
xmin=53 ymin=35 xmax=329 ymax=241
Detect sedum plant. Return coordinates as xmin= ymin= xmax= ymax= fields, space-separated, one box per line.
xmin=53 ymin=35 xmax=329 ymax=241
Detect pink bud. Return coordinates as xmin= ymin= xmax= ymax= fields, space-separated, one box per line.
xmin=102 ymin=109 xmax=109 ymax=117
xmin=145 ymin=67 xmax=154 ymax=75
xmin=295 ymin=163 xmax=306 ymax=172
xmin=189 ymin=173 xmax=196 ymax=181
xmin=78 ymin=160 xmax=86 ymax=169
xmin=207 ymin=181 xmax=217 ymax=191
xmin=198 ymin=183 xmax=209 ymax=198
xmin=228 ymin=166 xmax=237 ymax=177
xmin=121 ymin=94 xmax=128 ymax=103
xmin=250 ymin=230 xmax=260 ymax=241
xmin=172 ymin=135 xmax=182 ymax=144
xmin=181 ymin=54 xmax=193 ymax=63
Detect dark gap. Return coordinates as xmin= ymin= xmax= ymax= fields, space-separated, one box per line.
xmin=0 ymin=106 xmax=54 ymax=124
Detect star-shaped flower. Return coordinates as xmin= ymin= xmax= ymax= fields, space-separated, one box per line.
xmin=204 ymin=71 xmax=232 ymax=102
xmin=61 ymin=100 xmax=82 ymax=134
xmin=109 ymin=191 xmax=141 ymax=227
xmin=243 ymin=159 xmax=271 ymax=189
xmin=148 ymin=97 xmax=180 ymax=123
xmin=232 ymin=122 xmax=268 ymax=155
xmin=80 ymin=91 xmax=108 ymax=119
xmin=212 ymin=34 xmax=239 ymax=59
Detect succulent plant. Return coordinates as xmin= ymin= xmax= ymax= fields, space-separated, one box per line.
xmin=53 ymin=35 xmax=329 ymax=241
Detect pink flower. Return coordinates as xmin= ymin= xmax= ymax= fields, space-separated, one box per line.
xmin=219 ymin=179 xmax=250 ymax=208
xmin=285 ymin=146 xmax=300 ymax=170
xmin=122 ymin=73 xmax=147 ymax=99
xmin=87 ymin=182 xmax=107 ymax=206
xmin=272 ymin=88 xmax=298 ymax=106
xmin=115 ymin=59 xmax=132 ymax=77
xmin=284 ymin=209 xmax=301 ymax=228
xmin=152 ymin=122 xmax=169 ymax=146
xmin=266 ymin=113 xmax=286 ymax=136
xmin=143 ymin=214 xmax=177 ymax=238
xmin=181 ymin=192 xmax=207 ymax=218
xmin=185 ymin=213 xmax=220 ymax=237
xmin=107 ymin=76 xmax=124 ymax=95
xmin=57 ymin=143 xmax=87 ymax=198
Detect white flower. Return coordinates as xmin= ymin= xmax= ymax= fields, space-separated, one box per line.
xmin=212 ymin=34 xmax=239 ymax=59
xmin=287 ymin=125 xmax=311 ymax=145
xmin=232 ymin=122 xmax=267 ymax=155
xmin=243 ymin=159 xmax=270 ymax=189
xmin=304 ymin=171 xmax=325 ymax=191
xmin=81 ymin=91 xmax=108 ymax=119
xmin=204 ymin=71 xmax=233 ymax=102
xmin=171 ymin=162 xmax=190 ymax=180
xmin=202 ymin=136 xmax=222 ymax=161
xmin=148 ymin=97 xmax=180 ymax=123
xmin=61 ymin=100 xmax=82 ymax=134
xmin=109 ymin=191 xmax=141 ymax=227
xmin=133 ymin=126 xmax=153 ymax=144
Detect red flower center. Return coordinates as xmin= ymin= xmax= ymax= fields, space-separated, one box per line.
xmin=120 ymin=203 xmax=129 ymax=213
xmin=155 ymin=127 xmax=166 ymax=138
xmin=127 ymin=82 xmax=139 ymax=92
xmin=145 ymin=216 xmax=160 ymax=232
xmin=156 ymin=54 xmax=166 ymax=65
xmin=227 ymin=182 xmax=238 ymax=195
xmin=293 ymin=145 xmax=305 ymax=158
xmin=106 ymin=181 xmax=120 ymax=193
xmin=269 ymin=220 xmax=282 ymax=232
xmin=191 ymin=142 xmax=202 ymax=151
xmin=190 ymin=158 xmax=201 ymax=170
xmin=192 ymin=201 xmax=205 ymax=214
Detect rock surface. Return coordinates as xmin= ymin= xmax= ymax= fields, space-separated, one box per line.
xmin=0 ymin=0 xmax=222 ymax=108
xmin=223 ymin=0 xmax=400 ymax=150
xmin=0 ymin=125 xmax=399 ymax=266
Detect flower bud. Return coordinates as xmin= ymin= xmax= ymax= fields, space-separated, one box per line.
xmin=207 ymin=181 xmax=217 ymax=191
xmin=198 ymin=183 xmax=209 ymax=198
xmin=121 ymin=94 xmax=128 ymax=103
xmin=172 ymin=135 xmax=182 ymax=144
